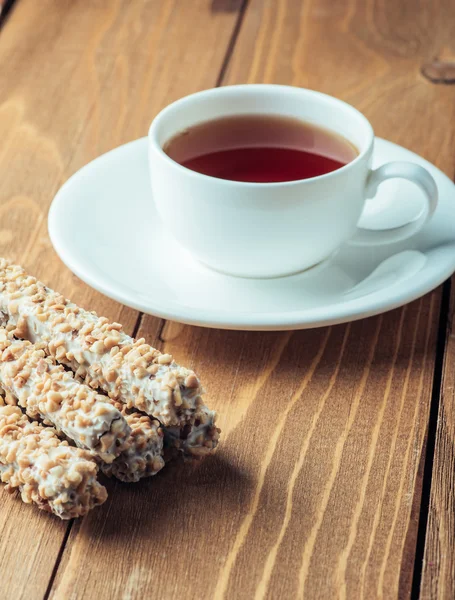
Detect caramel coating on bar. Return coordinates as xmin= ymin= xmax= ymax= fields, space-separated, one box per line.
xmin=0 ymin=405 xmax=107 ymax=519
xmin=0 ymin=329 xmax=130 ymax=463
xmin=0 ymin=260 xmax=219 ymax=455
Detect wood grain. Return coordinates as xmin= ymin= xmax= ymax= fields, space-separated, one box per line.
xmin=51 ymin=299 xmax=441 ymax=600
xmin=0 ymin=1 xmax=241 ymax=599
xmin=138 ymin=0 xmax=454 ymax=597
xmin=0 ymin=0 xmax=454 ymax=599
xmin=0 ymin=502 xmax=67 ymax=600
xmin=420 ymin=285 xmax=455 ymax=600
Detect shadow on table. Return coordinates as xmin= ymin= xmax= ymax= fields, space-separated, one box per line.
xmin=80 ymin=451 xmax=252 ymax=542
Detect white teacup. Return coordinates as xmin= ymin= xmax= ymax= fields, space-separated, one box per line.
xmin=148 ymin=85 xmax=438 ymax=278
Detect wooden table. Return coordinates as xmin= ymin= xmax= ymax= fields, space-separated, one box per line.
xmin=0 ymin=1 xmax=454 ymax=598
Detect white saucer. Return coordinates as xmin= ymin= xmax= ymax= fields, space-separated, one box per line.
xmin=48 ymin=138 xmax=455 ymax=331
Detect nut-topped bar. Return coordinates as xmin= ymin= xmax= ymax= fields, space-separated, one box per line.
xmin=0 ymin=404 xmax=107 ymax=519
xmin=1 ymin=374 xmax=165 ymax=482
xmin=101 ymin=402 xmax=164 ymax=482
xmin=0 ymin=259 xmax=219 ymax=456
xmin=0 ymin=329 xmax=131 ymax=463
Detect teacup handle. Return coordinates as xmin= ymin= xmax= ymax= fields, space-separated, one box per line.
xmin=350 ymin=161 xmax=438 ymax=246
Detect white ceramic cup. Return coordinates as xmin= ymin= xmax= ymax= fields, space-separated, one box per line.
xmin=148 ymin=85 xmax=438 ymax=278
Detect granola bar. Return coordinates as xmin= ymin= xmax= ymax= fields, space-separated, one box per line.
xmin=0 ymin=260 xmax=219 ymax=456
xmin=0 ymin=404 xmax=107 ymax=519
xmin=0 ymin=329 xmax=131 ymax=463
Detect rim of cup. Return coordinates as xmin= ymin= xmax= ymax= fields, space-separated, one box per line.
xmin=148 ymin=84 xmax=375 ymax=188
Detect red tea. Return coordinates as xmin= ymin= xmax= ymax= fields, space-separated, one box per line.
xmin=163 ymin=114 xmax=358 ymax=183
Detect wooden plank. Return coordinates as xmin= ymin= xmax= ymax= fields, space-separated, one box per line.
xmin=51 ymin=300 xmax=440 ymax=600
xmin=0 ymin=502 xmax=67 ymax=600
xmin=1 ymin=1 xmax=453 ymax=600
xmin=0 ymin=1 xmax=241 ymax=599
xmin=420 ymin=285 xmax=455 ymax=599
xmin=131 ymin=0 xmax=455 ymax=598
